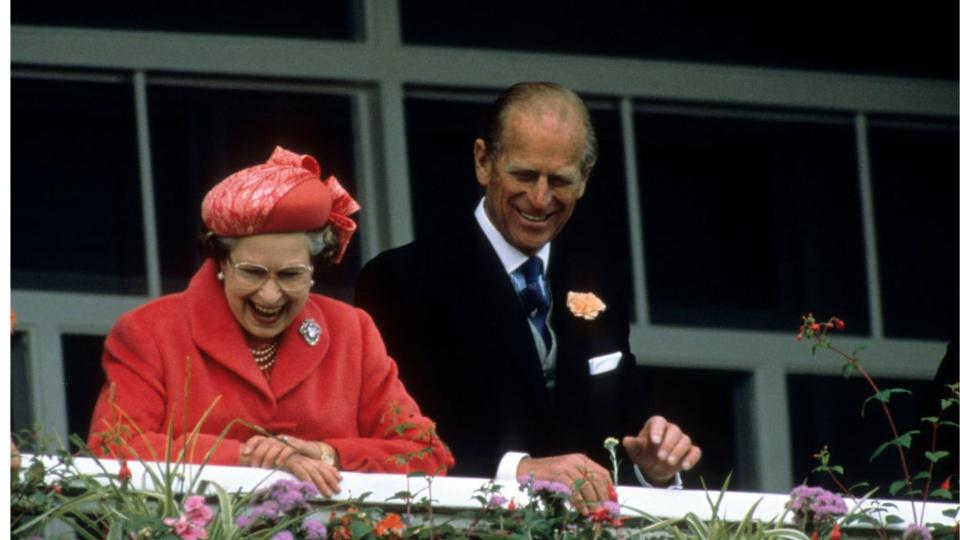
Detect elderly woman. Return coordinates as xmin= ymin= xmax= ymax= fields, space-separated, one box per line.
xmin=88 ymin=147 xmax=453 ymax=495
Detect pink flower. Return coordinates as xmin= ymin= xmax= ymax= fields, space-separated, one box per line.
xmin=164 ymin=516 xmax=207 ymax=540
xmin=184 ymin=495 xmax=213 ymax=526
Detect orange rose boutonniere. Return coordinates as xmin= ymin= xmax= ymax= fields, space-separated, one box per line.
xmin=566 ymin=291 xmax=606 ymax=320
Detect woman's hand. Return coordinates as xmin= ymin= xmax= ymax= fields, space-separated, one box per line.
xmin=283 ymin=454 xmax=343 ymax=497
xmin=239 ymin=434 xmax=300 ymax=468
xmin=240 ymin=434 xmax=341 ymax=479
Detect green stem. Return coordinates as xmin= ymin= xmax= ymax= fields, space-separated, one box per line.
xmin=825 ymin=342 xmax=918 ymax=524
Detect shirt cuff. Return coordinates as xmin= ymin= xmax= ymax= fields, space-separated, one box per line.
xmin=633 ymin=464 xmax=683 ymax=489
xmin=495 ymin=451 xmax=530 ymax=481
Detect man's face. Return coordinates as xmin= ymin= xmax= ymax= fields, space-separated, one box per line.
xmin=475 ymin=104 xmax=589 ymax=255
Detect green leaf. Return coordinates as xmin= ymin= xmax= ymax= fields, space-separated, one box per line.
xmin=896 ymin=430 xmax=921 ymax=449
xmin=862 ymin=388 xmax=912 ymax=417
xmin=870 ymin=441 xmax=892 ymax=462
xmin=842 ymin=363 xmax=855 ymax=379
xmin=912 ymin=471 xmax=932 ymax=481
xmin=831 ymin=465 xmax=845 ymax=475
xmin=921 ymin=416 xmax=941 ymax=424
xmin=943 ymin=507 xmax=959 ymax=518
xmin=930 ymin=488 xmax=953 ymax=499
xmin=941 ymin=421 xmax=960 ymax=429
xmin=884 ymin=514 xmax=905 ymax=525
xmin=941 ymin=399 xmax=953 ymax=410
xmin=889 ymin=480 xmax=908 ymax=496
xmin=925 ymin=450 xmax=950 ymax=463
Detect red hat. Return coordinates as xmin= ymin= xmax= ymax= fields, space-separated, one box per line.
xmin=201 ymin=146 xmax=360 ymax=263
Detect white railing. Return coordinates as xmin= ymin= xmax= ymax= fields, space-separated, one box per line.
xmin=20 ymin=454 xmax=957 ymax=532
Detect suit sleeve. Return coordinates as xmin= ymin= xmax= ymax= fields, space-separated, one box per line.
xmin=324 ymin=309 xmax=455 ymax=475
xmin=87 ymin=312 xmax=242 ymax=465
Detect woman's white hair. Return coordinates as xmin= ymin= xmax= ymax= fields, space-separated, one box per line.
xmin=210 ymin=224 xmax=340 ymax=264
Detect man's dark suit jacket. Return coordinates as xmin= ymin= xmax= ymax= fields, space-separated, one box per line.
xmin=355 ymin=218 xmax=638 ymax=478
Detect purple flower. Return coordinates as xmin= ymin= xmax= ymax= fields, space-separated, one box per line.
xmin=529 ymin=479 xmax=572 ymax=498
xmin=517 ymin=474 xmax=531 ymax=485
xmin=602 ymin=500 xmax=620 ymax=516
xmin=271 ymin=532 xmax=294 ymax=540
xmin=532 ymin=479 xmax=552 ymax=493
xmin=303 ymin=518 xmax=327 ymax=540
xmin=548 ymin=481 xmax=571 ymax=496
xmin=250 ymin=500 xmax=281 ymax=521
xmin=235 ymin=515 xmax=253 ymax=529
xmin=488 ymin=494 xmax=508 ymax=508
xmin=787 ymin=485 xmax=847 ymax=525
xmin=904 ymin=524 xmax=932 ymax=540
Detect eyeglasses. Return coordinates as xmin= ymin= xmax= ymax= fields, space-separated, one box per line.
xmin=228 ymin=258 xmax=314 ymax=292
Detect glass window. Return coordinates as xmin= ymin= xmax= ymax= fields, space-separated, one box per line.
xmin=788 ymin=372 xmax=950 ymax=495
xmin=634 ymin=108 xmax=869 ymax=333
xmin=633 ymin=367 xmax=751 ymax=490
xmin=11 ymin=332 xmax=34 ymax=447
xmin=869 ymin=119 xmax=959 ymax=341
xmin=400 ymin=3 xmax=956 ymax=80
xmin=62 ymin=334 xmax=107 ymax=450
xmin=12 ymin=76 xmax=146 ymax=294
xmin=12 ymin=0 xmax=360 ymax=40
xmin=147 ymin=83 xmax=359 ymax=301
xmin=404 ymin=93 xmax=634 ymax=316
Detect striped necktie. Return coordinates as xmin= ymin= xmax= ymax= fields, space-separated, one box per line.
xmin=518 ymin=256 xmax=551 ymax=349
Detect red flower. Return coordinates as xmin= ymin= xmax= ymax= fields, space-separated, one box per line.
xmin=373 ymin=513 xmax=403 ymax=537
xmin=811 ymin=532 xmax=819 ymax=540
xmin=810 ymin=323 xmax=821 ymax=333
xmin=588 ymin=506 xmax=611 ymax=523
xmin=607 ymin=484 xmax=619 ymax=503
xmin=941 ymin=478 xmax=951 ymax=491
xmin=507 ymin=499 xmax=518 ymax=511
xmin=118 ymin=459 xmax=132 ymax=483
xmin=829 ymin=522 xmax=841 ymax=540
xmin=833 ymin=318 xmax=845 ymax=330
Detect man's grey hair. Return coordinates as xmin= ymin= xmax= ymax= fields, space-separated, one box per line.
xmin=481 ymin=82 xmax=597 ymax=177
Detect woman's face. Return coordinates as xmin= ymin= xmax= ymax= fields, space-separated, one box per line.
xmin=220 ymin=233 xmax=313 ymax=340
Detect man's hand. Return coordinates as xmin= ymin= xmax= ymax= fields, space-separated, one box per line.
xmin=623 ymin=416 xmax=701 ymax=485
xmin=516 ymin=453 xmax=612 ymax=513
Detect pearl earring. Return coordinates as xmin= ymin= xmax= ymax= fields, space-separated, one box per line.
xmin=217 ymin=271 xmax=224 ymax=280
xmin=310 ymin=279 xmax=315 ymax=286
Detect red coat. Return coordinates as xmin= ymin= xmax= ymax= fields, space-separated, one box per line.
xmin=88 ymin=260 xmax=454 ymax=475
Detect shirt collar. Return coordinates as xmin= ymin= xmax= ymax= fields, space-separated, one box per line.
xmin=474 ymin=198 xmax=550 ymax=275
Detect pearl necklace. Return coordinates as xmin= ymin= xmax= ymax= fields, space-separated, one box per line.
xmin=250 ymin=341 xmax=279 ymax=374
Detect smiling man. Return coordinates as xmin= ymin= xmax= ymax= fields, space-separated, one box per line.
xmin=355 ymin=82 xmax=700 ymax=505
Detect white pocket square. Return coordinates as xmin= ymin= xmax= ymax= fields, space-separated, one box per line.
xmin=588 ymin=351 xmax=622 ymax=375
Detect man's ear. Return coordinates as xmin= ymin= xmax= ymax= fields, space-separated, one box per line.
xmin=474 ymin=138 xmax=491 ymax=187
xmin=575 ymin=170 xmax=591 ymax=199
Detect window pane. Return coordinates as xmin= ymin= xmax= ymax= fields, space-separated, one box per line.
xmin=870 ymin=120 xmax=959 ymax=341
xmin=634 ymin=109 xmax=869 ymax=333
xmin=404 ymin=94 xmax=634 ymax=316
xmin=12 ymin=77 xmax=146 ymax=294
xmin=13 ymin=0 xmax=359 ymax=40
xmin=401 ymin=3 xmax=956 ymax=80
xmin=148 ymin=84 xmax=359 ymax=301
xmin=62 ymin=334 xmax=107 ymax=448
xmin=633 ymin=367 xmax=750 ymax=490
xmin=788 ymin=372 xmax=950 ymax=494
xmin=11 ymin=332 xmax=34 ymax=445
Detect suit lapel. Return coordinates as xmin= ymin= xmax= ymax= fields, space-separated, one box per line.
xmin=454 ymin=222 xmax=551 ymax=405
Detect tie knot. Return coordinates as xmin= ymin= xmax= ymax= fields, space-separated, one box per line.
xmin=519 ymin=256 xmax=544 ymax=285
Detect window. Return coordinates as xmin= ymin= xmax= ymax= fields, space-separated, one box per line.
xmin=400 ymin=2 xmax=956 ymax=80
xmin=147 ymin=81 xmax=360 ymax=301
xmin=404 ymin=93 xmax=634 ymax=315
xmin=12 ymin=76 xmax=146 ymax=294
xmin=870 ymin=119 xmax=959 ymax=341
xmin=634 ymin=107 xmax=868 ymax=333
xmin=12 ymin=0 xmax=360 ymax=40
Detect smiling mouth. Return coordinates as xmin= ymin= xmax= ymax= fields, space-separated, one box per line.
xmin=250 ymin=303 xmax=284 ymax=320
xmin=519 ymin=211 xmax=550 ymax=223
